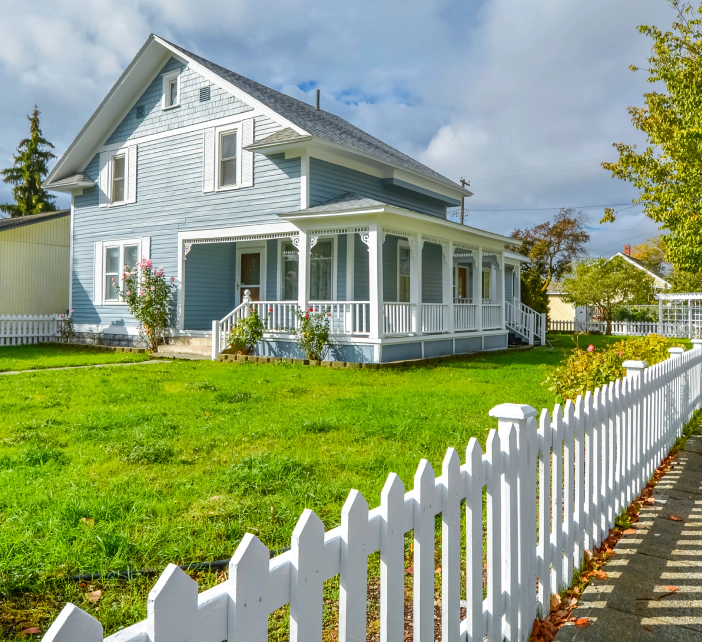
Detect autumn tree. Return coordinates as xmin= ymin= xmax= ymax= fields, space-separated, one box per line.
xmin=602 ymin=1 xmax=702 ymax=271
xmin=561 ymin=256 xmax=655 ymax=334
xmin=0 ymin=107 xmax=56 ymax=217
xmin=510 ymin=208 xmax=590 ymax=292
xmin=631 ymin=236 xmax=668 ymax=273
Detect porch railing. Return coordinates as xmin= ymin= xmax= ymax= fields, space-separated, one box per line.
xmin=482 ymin=304 xmax=502 ymax=330
xmin=309 ymin=301 xmax=370 ymax=336
xmin=383 ymin=303 xmax=414 ymax=336
xmin=421 ymin=303 xmax=448 ymax=333
xmin=454 ymin=303 xmax=477 ymax=332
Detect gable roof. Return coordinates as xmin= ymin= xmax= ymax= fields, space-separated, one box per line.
xmin=612 ymin=252 xmax=671 ymax=288
xmin=0 ymin=210 xmax=70 ymax=232
xmin=45 ymin=35 xmax=468 ymax=200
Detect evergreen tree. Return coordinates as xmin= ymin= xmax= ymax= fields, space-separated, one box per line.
xmin=0 ymin=107 xmax=56 ymax=217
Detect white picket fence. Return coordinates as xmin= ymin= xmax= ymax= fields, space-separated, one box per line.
xmin=43 ymin=344 xmax=702 ymax=642
xmin=549 ymin=318 xmax=687 ymax=337
xmin=0 ymin=314 xmax=61 ymax=346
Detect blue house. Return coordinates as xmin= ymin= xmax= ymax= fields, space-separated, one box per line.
xmin=45 ymin=35 xmax=541 ymax=363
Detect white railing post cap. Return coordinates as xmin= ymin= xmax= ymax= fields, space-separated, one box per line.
xmin=691 ymin=339 xmax=702 ymax=350
xmin=622 ymin=360 xmax=646 ymax=370
xmin=488 ymin=403 xmax=537 ymax=421
xmin=668 ymin=347 xmax=686 ymax=358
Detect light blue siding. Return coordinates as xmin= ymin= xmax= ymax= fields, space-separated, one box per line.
xmin=72 ymin=115 xmax=301 ymax=328
xmin=309 ymin=158 xmax=447 ymax=219
xmin=184 ymin=243 xmax=236 ymax=330
xmin=353 ymin=234 xmax=369 ymax=300
xmin=422 ymin=243 xmax=443 ymax=303
xmin=382 ymin=235 xmax=398 ymax=302
xmin=337 ymin=234 xmax=347 ymax=300
xmin=106 ymin=58 xmax=254 ymax=145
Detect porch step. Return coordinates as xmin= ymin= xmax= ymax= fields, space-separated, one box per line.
xmin=158 ymin=336 xmax=212 ymax=356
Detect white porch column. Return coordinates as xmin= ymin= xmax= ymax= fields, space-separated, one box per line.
xmin=475 ymin=246 xmax=483 ymax=332
xmin=410 ymin=233 xmax=423 ymax=334
xmin=346 ymin=233 xmax=355 ymax=300
xmin=368 ymin=222 xmax=384 ymax=340
xmin=499 ymin=251 xmax=506 ymax=329
xmin=297 ymin=230 xmax=309 ymax=311
xmin=443 ymin=240 xmax=454 ymax=334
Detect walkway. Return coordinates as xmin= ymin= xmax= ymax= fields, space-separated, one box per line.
xmin=556 ymin=435 xmax=702 ymax=641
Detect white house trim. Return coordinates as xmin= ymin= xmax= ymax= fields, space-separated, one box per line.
xmin=161 ymin=69 xmax=181 ymax=110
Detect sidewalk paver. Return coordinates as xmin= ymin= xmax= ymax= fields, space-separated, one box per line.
xmin=556 ymin=435 xmax=702 ymax=641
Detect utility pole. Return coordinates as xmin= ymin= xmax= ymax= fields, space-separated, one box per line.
xmin=459 ymin=178 xmax=469 ymax=225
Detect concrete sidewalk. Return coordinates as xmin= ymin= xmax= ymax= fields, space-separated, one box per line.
xmin=556 ymin=435 xmax=702 ymax=641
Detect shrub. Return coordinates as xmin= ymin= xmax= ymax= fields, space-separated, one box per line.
xmin=121 ymin=259 xmax=177 ymax=351
xmin=293 ymin=307 xmax=331 ymax=361
xmin=544 ymin=334 xmax=684 ymax=401
xmin=57 ymin=310 xmax=76 ymax=342
xmin=226 ymin=306 xmax=267 ymax=355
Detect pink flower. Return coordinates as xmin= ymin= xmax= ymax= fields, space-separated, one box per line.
xmin=617 ymin=351 xmax=623 ymax=357
xmin=151 ymin=285 xmax=156 ymax=292
xmin=304 ymin=313 xmax=309 ymax=319
xmin=269 ymin=308 xmax=273 ymax=312
xmin=126 ymin=291 xmax=131 ymax=296
xmin=170 ymin=276 xmax=175 ymax=282
xmin=71 ymin=309 xmax=74 ymax=313
xmin=308 ymin=307 xmax=313 ymax=312
xmin=587 ymin=344 xmax=595 ymax=352
xmin=138 ymin=289 xmax=144 ymax=296
xmin=328 ymin=313 xmax=331 ymax=317
xmin=60 ymin=314 xmax=65 ymax=318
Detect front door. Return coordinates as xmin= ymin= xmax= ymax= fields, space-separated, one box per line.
xmin=238 ymin=251 xmax=261 ymax=302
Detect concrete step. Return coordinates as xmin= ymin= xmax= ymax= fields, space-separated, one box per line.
xmin=158 ymin=336 xmax=212 ymax=356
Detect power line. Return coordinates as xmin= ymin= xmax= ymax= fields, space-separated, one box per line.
xmin=450 ymin=202 xmax=633 ymax=213
xmin=468 ymin=157 xmax=607 ymax=179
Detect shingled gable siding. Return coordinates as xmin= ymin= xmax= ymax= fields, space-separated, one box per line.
xmin=309 ymin=157 xmax=447 ymax=219
xmin=71 ymin=114 xmax=301 ymax=330
xmin=106 ymin=58 xmax=253 ymax=145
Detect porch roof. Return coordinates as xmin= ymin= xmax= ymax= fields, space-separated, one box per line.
xmin=279 ymin=192 xmax=521 ymax=248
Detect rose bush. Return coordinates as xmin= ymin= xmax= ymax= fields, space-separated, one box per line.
xmin=293 ymin=306 xmax=331 ymax=361
xmin=57 ymin=310 xmax=76 ymax=343
xmin=226 ymin=306 xmax=268 ymax=355
xmin=121 ymin=259 xmax=176 ymax=351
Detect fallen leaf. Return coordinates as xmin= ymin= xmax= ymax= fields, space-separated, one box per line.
xmin=550 ymin=593 xmax=562 ymax=612
xmin=668 ymin=515 xmax=683 ymax=522
xmin=80 ymin=517 xmax=95 ymax=527
xmin=593 ymin=570 xmax=608 ymax=581
xmin=643 ymin=625 xmax=653 ymax=632
xmin=574 ymin=617 xmax=589 ymax=628
xmin=86 ymin=590 xmax=102 ymax=603
xmin=21 ymin=628 xmax=40 ymax=636
xmin=404 ymin=566 xmax=413 ymax=574
xmin=434 ymin=567 xmax=441 ymax=574
xmin=662 ymin=586 xmax=678 ymax=592
xmin=623 ymin=528 xmax=637 ymax=535
xmin=644 ymin=497 xmax=655 ymax=505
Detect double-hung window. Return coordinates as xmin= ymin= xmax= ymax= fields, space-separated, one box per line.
xmin=219 ymin=131 xmax=238 ymax=188
xmin=162 ymin=70 xmax=180 ymax=109
xmin=482 ymin=269 xmax=491 ymax=302
xmin=103 ymin=242 xmax=140 ymax=303
xmin=281 ymin=241 xmax=299 ymax=300
xmin=398 ymin=242 xmax=411 ymax=302
xmin=310 ymin=240 xmax=333 ymax=300
xmin=111 ymin=154 xmax=126 ymax=204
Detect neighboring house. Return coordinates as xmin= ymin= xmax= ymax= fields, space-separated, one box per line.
xmin=548 ymin=244 xmax=669 ymax=327
xmin=0 ymin=210 xmax=70 ymax=316
xmin=44 ymin=34 xmax=538 ymax=362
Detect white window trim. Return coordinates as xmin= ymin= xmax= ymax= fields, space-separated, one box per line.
xmin=107 ymin=148 xmax=129 ymax=207
xmin=215 ymin=124 xmax=242 ymax=192
xmin=278 ymin=238 xmax=299 ymax=301
xmin=397 ymin=239 xmax=410 ymax=303
xmin=162 ymin=70 xmax=181 ymax=110
xmin=99 ymin=238 xmax=143 ymax=306
xmin=236 ymin=243 xmax=267 ymax=305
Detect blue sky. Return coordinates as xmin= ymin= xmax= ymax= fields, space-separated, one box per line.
xmin=0 ymin=0 xmax=677 ymax=255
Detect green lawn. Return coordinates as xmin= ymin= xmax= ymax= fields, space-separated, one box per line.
xmin=0 ymin=334 xmax=686 ymax=638
xmin=0 ymin=344 xmax=151 ymax=372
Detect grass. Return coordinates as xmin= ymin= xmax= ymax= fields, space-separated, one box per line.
xmin=0 ymin=344 xmax=151 ymax=372
xmin=0 ymin=333 xmax=687 ymax=638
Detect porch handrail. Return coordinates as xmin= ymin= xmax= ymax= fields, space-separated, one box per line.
xmin=454 ymin=303 xmax=477 ymax=332
xmin=421 ymin=303 xmax=448 ymax=334
xmin=309 ymin=301 xmax=370 ymax=336
xmin=505 ymin=301 xmax=546 ymax=345
xmin=482 ymin=304 xmax=502 ymax=331
xmin=384 ymin=303 xmax=414 ymax=336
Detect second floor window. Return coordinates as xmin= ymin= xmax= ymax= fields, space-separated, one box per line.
xmin=219 ymin=132 xmax=237 ymax=187
xmin=104 ymin=243 xmax=139 ymax=302
xmin=112 ymin=155 xmax=125 ymax=203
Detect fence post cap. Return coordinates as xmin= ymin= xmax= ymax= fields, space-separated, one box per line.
xmin=691 ymin=339 xmax=702 ymax=349
xmin=622 ymin=360 xmax=647 ymax=370
xmin=488 ymin=403 xmax=537 ymax=420
xmin=668 ymin=347 xmax=686 ymax=357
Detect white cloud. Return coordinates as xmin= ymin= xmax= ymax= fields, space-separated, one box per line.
xmin=0 ymin=0 xmax=677 ymax=253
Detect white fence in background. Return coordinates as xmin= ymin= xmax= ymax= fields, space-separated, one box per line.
xmin=44 ymin=342 xmax=702 ymax=642
xmin=0 ymin=315 xmax=61 ymax=346
xmin=549 ymin=320 xmax=660 ymax=335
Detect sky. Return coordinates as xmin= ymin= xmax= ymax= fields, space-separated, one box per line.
xmin=0 ymin=0 xmax=679 ymax=256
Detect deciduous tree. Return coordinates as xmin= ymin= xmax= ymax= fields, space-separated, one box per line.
xmin=0 ymin=107 xmax=56 ymax=217
xmin=561 ymin=256 xmax=655 ymax=334
xmin=631 ymin=236 xmax=668 ymax=273
xmin=603 ymin=1 xmax=702 ymax=271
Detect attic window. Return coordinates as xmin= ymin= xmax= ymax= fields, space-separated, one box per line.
xmin=200 ymin=86 xmax=211 ymax=102
xmin=135 ymin=105 xmax=145 ymax=120
xmin=162 ymin=70 xmax=181 ymax=110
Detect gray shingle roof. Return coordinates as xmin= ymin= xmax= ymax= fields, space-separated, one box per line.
xmin=245 ymin=127 xmax=310 ymax=149
xmin=279 ymin=192 xmax=390 ymax=218
xmin=49 ymin=173 xmax=94 ymax=188
xmin=0 ymin=210 xmax=70 ymax=232
xmin=160 ymin=37 xmax=462 ymax=191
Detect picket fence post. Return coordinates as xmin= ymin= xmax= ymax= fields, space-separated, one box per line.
xmin=42 ymin=604 xmax=103 ymax=642
xmin=147 ymin=564 xmax=198 ymax=642
xmin=380 ymin=474 xmax=404 ymax=642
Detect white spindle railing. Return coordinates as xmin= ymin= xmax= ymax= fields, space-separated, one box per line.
xmin=383 ymin=303 xmax=414 ymax=335
xmin=309 ymin=301 xmax=370 ymax=336
xmin=0 ymin=314 xmax=60 ymax=346
xmin=482 ymin=304 xmax=502 ymax=330
xmin=548 ymin=320 xmax=662 ymax=336
xmin=454 ymin=303 xmax=477 ymax=331
xmin=44 ymin=345 xmax=702 ymax=642
xmin=421 ymin=303 xmax=448 ymax=333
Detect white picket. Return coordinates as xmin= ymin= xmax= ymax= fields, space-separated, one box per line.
xmin=147 ymin=564 xmax=198 ymax=642
xmin=441 ymin=448 xmax=461 ymax=642
xmin=339 ymin=490 xmax=369 ymax=642
xmin=464 ymin=438 xmax=484 ymax=642
xmin=380 ymin=474 xmax=404 ymax=642
xmin=413 ymin=459 xmax=436 ymax=642
xmin=0 ymin=314 xmax=61 ymax=345
xmin=39 ymin=346 xmax=702 ymax=642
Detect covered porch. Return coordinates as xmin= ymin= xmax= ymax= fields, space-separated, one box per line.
xmin=176 ymin=197 xmax=528 ymax=362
